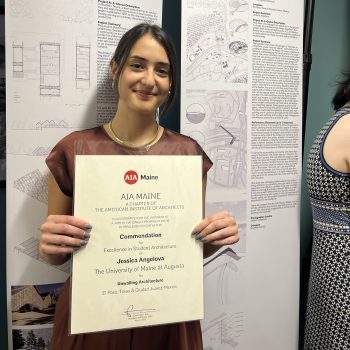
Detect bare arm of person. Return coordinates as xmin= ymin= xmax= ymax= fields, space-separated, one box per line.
xmin=323 ymin=113 xmax=350 ymax=173
xmin=39 ymin=173 xmax=91 ymax=265
xmin=198 ymin=175 xmax=239 ymax=258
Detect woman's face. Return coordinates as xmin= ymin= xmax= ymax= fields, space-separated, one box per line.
xmin=115 ymin=33 xmax=171 ymax=117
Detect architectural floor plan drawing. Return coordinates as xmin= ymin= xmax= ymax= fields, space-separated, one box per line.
xmin=185 ymin=0 xmax=248 ymax=84
xmin=185 ymin=90 xmax=247 ymax=191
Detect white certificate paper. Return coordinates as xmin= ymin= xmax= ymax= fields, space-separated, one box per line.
xmin=71 ymin=155 xmax=203 ymax=334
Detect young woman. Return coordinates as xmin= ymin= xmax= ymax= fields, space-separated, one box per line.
xmin=39 ymin=23 xmax=239 ymax=350
xmin=304 ymin=72 xmax=350 ymax=349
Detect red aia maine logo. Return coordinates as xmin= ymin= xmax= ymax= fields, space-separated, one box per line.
xmin=124 ymin=170 xmax=138 ymax=185
xmin=124 ymin=170 xmax=158 ymax=185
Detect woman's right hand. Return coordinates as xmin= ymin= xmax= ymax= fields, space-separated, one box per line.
xmin=39 ymin=215 xmax=92 ymax=265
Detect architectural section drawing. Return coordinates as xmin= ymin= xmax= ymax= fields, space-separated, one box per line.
xmin=12 ymin=42 xmax=24 ymax=78
xmin=40 ymin=43 xmax=60 ymax=96
xmin=14 ymin=169 xmax=48 ymax=204
xmin=14 ymin=237 xmax=70 ymax=274
xmin=185 ymin=0 xmax=248 ymax=83
xmin=185 ymin=90 xmax=247 ymax=190
xmin=202 ymin=251 xmax=245 ymax=349
xmin=76 ymin=43 xmax=91 ymax=89
xmin=204 ymin=247 xmax=242 ymax=305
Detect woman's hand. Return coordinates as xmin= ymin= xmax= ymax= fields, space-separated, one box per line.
xmin=192 ymin=211 xmax=239 ymax=247
xmin=39 ymin=215 xmax=92 ymax=265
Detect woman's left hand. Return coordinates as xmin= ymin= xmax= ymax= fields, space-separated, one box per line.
xmin=192 ymin=211 xmax=239 ymax=246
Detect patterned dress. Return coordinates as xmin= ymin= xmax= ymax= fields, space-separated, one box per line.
xmin=304 ymin=106 xmax=350 ymax=349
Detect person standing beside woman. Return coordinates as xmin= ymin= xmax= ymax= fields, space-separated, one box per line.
xmin=304 ymin=72 xmax=350 ymax=350
xmin=39 ymin=23 xmax=239 ymax=350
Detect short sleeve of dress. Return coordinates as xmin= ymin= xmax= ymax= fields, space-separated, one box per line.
xmin=46 ymin=135 xmax=75 ymax=197
xmin=192 ymin=140 xmax=213 ymax=178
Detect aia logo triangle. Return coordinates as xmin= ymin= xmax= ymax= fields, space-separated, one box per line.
xmin=124 ymin=170 xmax=138 ymax=185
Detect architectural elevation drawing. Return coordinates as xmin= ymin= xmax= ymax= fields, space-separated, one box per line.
xmin=9 ymin=119 xmax=69 ymax=131
xmin=185 ymin=0 xmax=248 ymax=84
xmin=9 ymin=36 xmax=94 ymax=104
xmin=12 ymin=42 xmax=23 ymax=78
xmin=8 ymin=146 xmax=51 ymax=157
xmin=40 ymin=43 xmax=60 ymax=96
xmin=76 ymin=43 xmax=91 ymax=89
xmin=35 ymin=119 xmax=68 ymax=130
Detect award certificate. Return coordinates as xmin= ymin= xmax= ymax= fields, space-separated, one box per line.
xmin=71 ymin=155 xmax=203 ymax=334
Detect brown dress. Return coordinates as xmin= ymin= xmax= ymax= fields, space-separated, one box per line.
xmin=46 ymin=126 xmax=212 ymax=350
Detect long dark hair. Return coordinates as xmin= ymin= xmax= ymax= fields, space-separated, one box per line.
xmin=332 ymin=71 xmax=350 ymax=110
xmin=112 ymin=23 xmax=177 ymax=117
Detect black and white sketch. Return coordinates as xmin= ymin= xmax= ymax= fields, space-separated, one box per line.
xmin=40 ymin=43 xmax=60 ymax=96
xmin=14 ymin=169 xmax=49 ymax=204
xmin=185 ymin=90 xmax=247 ymax=192
xmin=76 ymin=43 xmax=91 ymax=89
xmin=185 ymin=0 xmax=248 ymax=84
xmin=14 ymin=237 xmax=70 ymax=274
xmin=12 ymin=42 xmax=24 ymax=78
